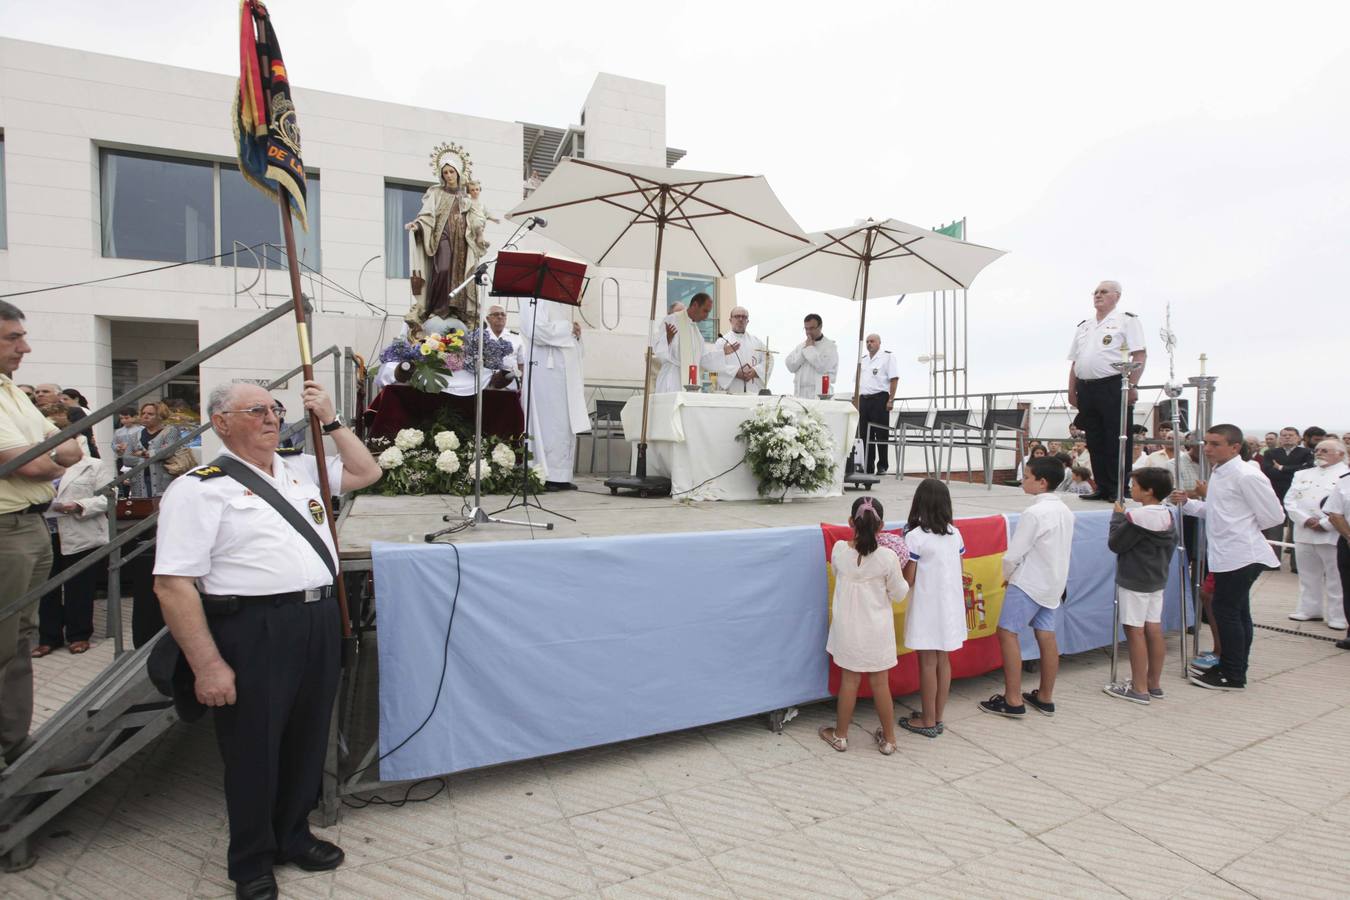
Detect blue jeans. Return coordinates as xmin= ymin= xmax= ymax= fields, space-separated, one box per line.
xmin=1212 ymin=563 xmax=1264 ymax=684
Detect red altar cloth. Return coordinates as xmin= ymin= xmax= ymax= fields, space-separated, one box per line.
xmin=364 ymin=385 xmax=525 ymax=442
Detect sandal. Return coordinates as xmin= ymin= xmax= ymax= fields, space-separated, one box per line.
xmin=817 ymin=725 xmax=848 ymax=752
xmin=898 ymin=717 xmax=940 ymax=739
xmin=872 ymin=728 xmax=896 ymax=755
xmin=68 ymin=641 xmax=90 ymax=655
xmin=30 ymin=645 xmax=53 ymax=659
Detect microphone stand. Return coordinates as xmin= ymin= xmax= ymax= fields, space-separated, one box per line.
xmin=426 ymin=259 xmax=546 ymax=541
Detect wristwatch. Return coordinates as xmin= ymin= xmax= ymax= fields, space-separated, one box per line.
xmin=321 ymin=416 xmax=345 ymax=434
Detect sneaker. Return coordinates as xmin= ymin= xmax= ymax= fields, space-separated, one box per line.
xmin=1189 ymin=668 xmax=1244 ymax=691
xmin=1103 ymin=681 xmax=1150 ymax=704
xmin=978 ymin=693 xmax=1026 ymax=717
xmin=1022 ymin=689 xmax=1056 ymax=716
xmin=1148 ymin=687 xmax=1165 ymax=700
xmin=1287 ymin=613 xmax=1320 ymax=622
xmin=1189 ymin=652 xmax=1220 ymax=670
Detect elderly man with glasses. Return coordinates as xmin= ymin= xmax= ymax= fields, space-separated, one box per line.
xmin=1284 ymin=439 xmax=1350 ymax=630
xmin=153 ymin=379 xmax=379 ymax=900
xmin=707 ymin=306 xmax=767 ymax=394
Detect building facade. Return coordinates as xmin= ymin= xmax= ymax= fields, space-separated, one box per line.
xmin=0 ymin=39 xmax=713 ymax=453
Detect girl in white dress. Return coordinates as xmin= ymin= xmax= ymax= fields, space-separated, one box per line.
xmin=821 ymin=496 xmax=907 ymax=755
xmin=899 ymin=479 xmax=968 ymax=739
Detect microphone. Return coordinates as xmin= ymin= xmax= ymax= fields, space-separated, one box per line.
xmin=528 ymin=216 xmax=548 ymax=229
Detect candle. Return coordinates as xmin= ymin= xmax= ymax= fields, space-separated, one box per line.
xmin=688 ymin=365 xmax=698 ymax=385
xmin=1199 ymin=353 xmax=1207 ymax=376
xmin=822 ymin=375 xmax=830 ymax=395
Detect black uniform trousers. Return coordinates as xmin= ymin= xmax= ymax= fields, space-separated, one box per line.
xmin=858 ymin=392 xmax=891 ymax=473
xmin=1211 ymin=563 xmax=1264 ymax=685
xmin=209 ymin=596 xmax=340 ymax=882
xmin=1075 ymin=374 xmax=1133 ymax=500
xmin=1338 ymin=537 xmax=1350 ymax=637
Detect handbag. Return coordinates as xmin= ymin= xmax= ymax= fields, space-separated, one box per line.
xmin=163 ymin=445 xmax=198 ymax=477
xmin=116 ymin=497 xmax=159 ymax=520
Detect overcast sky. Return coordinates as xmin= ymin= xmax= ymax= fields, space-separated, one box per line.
xmin=3 ymin=1 xmax=1346 ymax=431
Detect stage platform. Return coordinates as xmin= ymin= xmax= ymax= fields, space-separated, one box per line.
xmin=335 ymin=475 xmax=1092 ymax=558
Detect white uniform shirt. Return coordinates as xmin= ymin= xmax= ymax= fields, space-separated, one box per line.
xmin=1067 ymin=310 xmax=1147 ymax=379
xmin=1285 ymin=461 xmax=1349 ymax=545
xmin=784 ymin=336 xmax=839 ymax=398
xmin=858 ymin=349 xmax=899 ymax=396
xmin=154 ymin=448 xmax=345 ymax=595
xmin=1321 ymin=471 xmax=1350 ymax=521
xmin=1002 ymin=493 xmax=1075 ymax=608
xmin=1181 ymin=456 xmax=1284 ymax=572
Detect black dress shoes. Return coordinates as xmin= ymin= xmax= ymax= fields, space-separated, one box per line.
xmin=1335 ymin=638 xmax=1350 ymax=650
xmin=1080 ymin=490 xmax=1115 ymax=502
xmin=235 ymin=873 xmax=278 ymax=900
xmin=279 ymin=837 xmax=345 ymax=872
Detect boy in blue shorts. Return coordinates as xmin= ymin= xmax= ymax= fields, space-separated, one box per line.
xmin=980 ymin=456 xmax=1076 ymax=717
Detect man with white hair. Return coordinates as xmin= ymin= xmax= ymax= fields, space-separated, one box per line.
xmin=856 ymin=333 xmax=899 ymax=474
xmin=1284 ymin=439 xmax=1349 ymax=629
xmin=1067 ymin=280 xmax=1146 ymax=502
xmin=478 ymin=304 xmax=522 ymax=391
xmin=154 ymin=379 xmax=380 ymax=899
xmin=708 ymin=306 xmax=767 ymax=394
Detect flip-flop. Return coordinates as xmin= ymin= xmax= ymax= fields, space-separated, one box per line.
xmin=68 ymin=641 xmax=91 ymax=654
xmin=899 ymin=717 xmax=940 ymax=739
xmin=817 ymin=725 xmax=847 ymax=752
xmin=872 ymin=727 xmax=897 ymax=755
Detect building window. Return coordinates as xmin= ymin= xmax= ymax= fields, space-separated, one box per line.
xmin=667 ymin=272 xmax=718 ymax=342
xmin=99 ymin=149 xmax=320 ymax=270
xmin=100 ymin=150 xmax=214 ymax=263
xmin=384 ymin=181 xmax=429 ymax=279
xmin=0 ymin=135 xmax=7 ymax=249
xmin=220 ymin=164 xmax=321 ymax=271
xmin=111 ymin=359 xmax=139 ymax=400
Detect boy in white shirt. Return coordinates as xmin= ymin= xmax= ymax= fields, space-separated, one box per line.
xmin=980 ymin=456 xmax=1076 ymax=718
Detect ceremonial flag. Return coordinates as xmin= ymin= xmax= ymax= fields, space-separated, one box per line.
xmin=234 ymin=0 xmax=308 ymax=230
xmin=820 ymin=514 xmax=1007 ymax=697
xmin=934 ymin=219 xmax=964 ymax=240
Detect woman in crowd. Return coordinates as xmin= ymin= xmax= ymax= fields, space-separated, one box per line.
xmin=127 ymin=400 xmax=187 ymax=645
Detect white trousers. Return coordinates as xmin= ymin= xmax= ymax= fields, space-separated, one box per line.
xmin=1293 ymin=542 xmax=1346 ymax=627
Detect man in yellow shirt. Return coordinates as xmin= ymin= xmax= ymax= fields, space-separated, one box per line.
xmin=0 ymin=301 xmax=82 ymax=763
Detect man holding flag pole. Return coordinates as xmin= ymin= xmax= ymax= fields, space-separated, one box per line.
xmin=152 ymin=5 xmax=373 ymax=898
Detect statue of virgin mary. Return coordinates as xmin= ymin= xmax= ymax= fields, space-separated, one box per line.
xmin=404 ymin=143 xmax=476 ymax=336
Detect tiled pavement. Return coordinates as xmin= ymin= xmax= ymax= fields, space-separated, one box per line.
xmin=6 ymin=570 xmax=1348 ymax=898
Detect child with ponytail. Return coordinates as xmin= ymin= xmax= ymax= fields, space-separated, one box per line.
xmin=821 ymin=496 xmax=907 ymax=755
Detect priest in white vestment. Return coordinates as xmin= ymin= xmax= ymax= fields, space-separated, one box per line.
xmin=709 ymin=306 xmax=768 ymax=394
xmin=520 ymin=298 xmax=588 ymax=490
xmin=651 ymin=292 xmax=720 ymax=392
xmin=784 ymin=313 xmax=839 ymax=398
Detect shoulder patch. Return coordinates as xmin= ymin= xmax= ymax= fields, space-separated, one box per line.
xmin=277 ymin=446 xmax=304 ymax=457
xmin=188 ymin=465 xmax=226 ymax=479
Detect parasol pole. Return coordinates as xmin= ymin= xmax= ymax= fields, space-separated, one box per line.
xmin=279 ymin=194 xmax=353 ymax=641
xmin=851 ymin=239 xmax=873 ymax=408
xmin=635 ymin=187 xmax=669 ymax=476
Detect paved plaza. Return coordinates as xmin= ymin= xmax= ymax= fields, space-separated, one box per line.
xmin=6 ymin=566 xmax=1348 ymax=899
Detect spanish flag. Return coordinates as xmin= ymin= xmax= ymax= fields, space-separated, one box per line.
xmin=233 ymin=0 xmax=308 ymax=230
xmin=821 ymin=514 xmax=1008 ymax=697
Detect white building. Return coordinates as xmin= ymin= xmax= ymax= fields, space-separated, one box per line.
xmin=0 ymin=38 xmax=717 ymax=455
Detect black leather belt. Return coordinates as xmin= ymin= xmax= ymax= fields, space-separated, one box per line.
xmin=201 ymin=585 xmax=334 ymax=616
xmin=22 ymin=502 xmax=51 ymax=514
xmin=1076 ymin=374 xmax=1123 ymax=384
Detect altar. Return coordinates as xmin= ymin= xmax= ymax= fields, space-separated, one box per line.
xmin=619 ymin=393 xmax=858 ymax=500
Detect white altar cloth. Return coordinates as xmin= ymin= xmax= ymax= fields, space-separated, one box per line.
xmin=619 ymin=393 xmax=858 ymax=501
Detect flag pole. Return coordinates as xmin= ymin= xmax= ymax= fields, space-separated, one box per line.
xmin=278 ymin=195 xmax=353 ymax=641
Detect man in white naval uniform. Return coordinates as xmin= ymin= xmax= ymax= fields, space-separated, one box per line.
xmin=480 ymin=305 xmax=522 ymax=391
xmin=1284 ymin=439 xmax=1349 ymax=629
xmin=651 ymin=292 xmax=717 ymax=393
xmin=856 ymin=333 xmax=900 ymax=474
xmin=785 ymin=313 xmax=839 ymax=399
xmin=708 ymin=306 xmax=768 ymax=394
xmin=520 ymin=298 xmax=588 ymax=491
xmin=1066 ymin=280 xmax=1147 ymax=502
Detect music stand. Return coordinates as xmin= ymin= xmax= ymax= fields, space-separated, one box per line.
xmin=489 ymin=252 xmax=587 ymax=521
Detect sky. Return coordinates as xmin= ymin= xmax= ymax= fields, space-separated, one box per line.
xmin=3 ymin=1 xmax=1347 ymax=431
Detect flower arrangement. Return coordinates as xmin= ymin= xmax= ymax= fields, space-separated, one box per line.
xmin=365 ymin=427 xmax=545 ymax=497
xmin=379 ymin=332 xmax=467 ymax=394
xmin=736 ymin=401 xmax=837 ymax=499
xmin=461 ymin=329 xmax=514 ymax=375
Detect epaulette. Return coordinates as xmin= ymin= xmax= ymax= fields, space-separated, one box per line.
xmin=188 ymin=465 xmax=226 ymax=479
xmin=278 ymin=446 xmax=304 ymax=456
xmin=1124 ymin=312 xmax=1137 ymax=317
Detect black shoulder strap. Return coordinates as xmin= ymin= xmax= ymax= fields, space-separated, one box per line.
xmin=212 ymin=456 xmax=338 ymax=582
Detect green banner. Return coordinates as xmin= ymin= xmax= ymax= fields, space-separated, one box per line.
xmin=934 ymin=220 xmax=963 ymax=239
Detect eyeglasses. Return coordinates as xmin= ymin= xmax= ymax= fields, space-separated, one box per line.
xmin=730 ymin=314 xmax=749 ymax=319
xmin=222 ymin=403 xmax=285 ymax=419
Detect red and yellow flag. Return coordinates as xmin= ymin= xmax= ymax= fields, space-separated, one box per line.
xmin=820 ymin=514 xmax=1008 ymax=697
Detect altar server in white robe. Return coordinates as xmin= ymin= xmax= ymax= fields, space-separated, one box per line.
xmin=710 ymin=306 xmax=769 ymax=394
xmin=785 ymin=313 xmax=839 ymax=398
xmin=520 ymin=299 xmax=588 ymax=490
xmin=651 ymin=292 xmax=719 ymax=393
